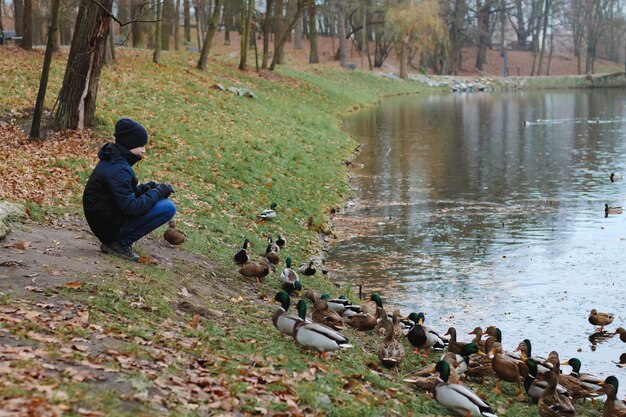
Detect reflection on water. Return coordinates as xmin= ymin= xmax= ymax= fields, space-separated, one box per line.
xmin=328 ymin=89 xmax=626 ymax=379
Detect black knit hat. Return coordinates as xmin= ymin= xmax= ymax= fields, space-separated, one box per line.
xmin=114 ymin=118 xmax=148 ymax=149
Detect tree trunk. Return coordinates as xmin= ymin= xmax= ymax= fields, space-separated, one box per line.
xmin=174 ymin=0 xmax=181 ymax=49
xmin=335 ymin=0 xmax=347 ymax=67
xmin=398 ymin=37 xmax=408 ymax=79
xmin=294 ymin=14 xmax=302 ymax=49
xmin=104 ymin=25 xmax=115 ymax=63
xmin=474 ymin=0 xmax=492 ymax=71
xmin=14 ymin=0 xmax=24 ymax=37
xmin=261 ymin=0 xmax=274 ymax=69
xmin=154 ymin=0 xmax=162 ymax=63
xmin=514 ymin=0 xmax=527 ymax=49
xmin=546 ymin=27 xmax=553 ymax=75
xmin=239 ymin=0 xmax=253 ymax=70
xmin=161 ymin=0 xmax=173 ymax=50
xmin=197 ymin=0 xmax=223 ymax=70
xmin=269 ymin=0 xmax=308 ymax=70
xmin=52 ymin=0 xmax=112 ymax=130
xmin=21 ymin=0 xmax=32 ymax=50
xmin=194 ymin=1 xmax=203 ymax=49
xmin=30 ymin=0 xmax=61 ymax=139
xmin=131 ymin=0 xmax=144 ymax=47
xmin=273 ymin=0 xmax=285 ymax=65
xmin=183 ymin=0 xmax=191 ymax=43
xmin=307 ymin=0 xmax=318 ymax=63
xmin=223 ymin=0 xmax=232 ymax=44
xmin=537 ymin=0 xmax=550 ymax=75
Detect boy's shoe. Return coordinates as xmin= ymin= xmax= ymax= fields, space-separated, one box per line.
xmin=100 ymin=241 xmax=140 ymax=262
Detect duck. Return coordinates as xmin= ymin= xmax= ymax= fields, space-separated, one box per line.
xmin=280 ymin=258 xmax=300 ymax=293
xmin=537 ymin=369 xmax=577 ymax=417
xmin=515 ymin=339 xmax=552 ymax=373
xmin=298 ymin=259 xmax=316 ymax=276
xmin=360 ymin=292 xmax=384 ymax=316
xmin=163 ymin=220 xmax=187 ymax=245
xmin=598 ymin=376 xmax=626 ymax=417
xmin=272 ymin=291 xmax=309 ymax=336
xmin=404 ymin=352 xmax=463 ymax=392
xmin=406 ymin=312 xmax=446 ymax=356
xmin=445 ymin=327 xmax=467 ymax=354
xmin=344 ymin=311 xmax=377 ymax=331
xmin=259 ymin=202 xmax=277 ymax=220
xmin=524 ymin=358 xmax=549 ymax=403
xmin=264 ymin=237 xmax=280 ymax=266
xmin=378 ymin=315 xmax=405 ymax=368
xmin=292 ymin=300 xmax=352 ymax=359
xmin=238 ymin=258 xmax=272 ymax=283
xmin=468 ymin=327 xmax=485 ymax=352
xmin=589 ymin=308 xmax=614 ymax=331
xmin=311 ymin=299 xmax=344 ymax=330
xmin=321 ymin=294 xmax=362 ymax=316
xmin=233 ymin=239 xmax=251 ymax=265
xmin=275 ymin=234 xmax=286 ymax=248
xmin=304 ymin=289 xmax=321 ymax=302
xmin=605 ymin=203 xmax=623 ymax=217
xmin=561 ymin=358 xmax=602 ymax=391
xmin=432 ymin=360 xmax=498 ymax=417
xmin=460 ymin=343 xmax=492 ymax=382
xmin=488 ymin=342 xmax=526 ymax=398
xmin=484 ymin=326 xmax=523 ymax=362
xmin=610 ymin=172 xmax=622 ymax=182
xmin=559 ymin=357 xmax=602 ymax=402
xmin=615 ymin=327 xmax=626 ymax=342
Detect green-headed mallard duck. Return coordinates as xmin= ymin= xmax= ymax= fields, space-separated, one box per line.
xmin=320 ymin=294 xmax=362 ymax=316
xmin=405 ymin=352 xmax=463 ymax=390
xmin=312 ymin=299 xmax=344 ymax=330
xmin=615 ymin=327 xmax=626 ymax=342
xmin=445 ymin=327 xmax=468 ymax=355
xmin=378 ymin=317 xmax=404 ymax=368
xmin=537 ymin=369 xmax=577 ymax=417
xmin=598 ymin=376 xmax=626 ymax=417
xmin=292 ymin=300 xmax=352 ymax=359
xmin=239 ymin=258 xmax=271 ymax=283
xmin=406 ymin=312 xmax=446 ymax=356
xmin=273 ymin=291 xmax=309 ymax=336
xmin=360 ymin=293 xmax=384 ymax=316
xmin=163 ymin=220 xmax=187 ymax=246
xmin=524 ymin=358 xmax=548 ymax=403
xmin=589 ymin=308 xmax=614 ymax=331
xmin=515 ymin=339 xmax=552 ymax=373
xmin=283 ymin=279 xmax=302 ymax=296
xmin=559 ymin=358 xmax=603 ymax=391
xmin=488 ymin=342 xmax=526 ymax=398
xmin=233 ymin=238 xmax=251 ymax=265
xmin=605 ymin=203 xmax=623 ymax=217
xmin=432 ymin=360 xmax=498 ymax=417
xmin=298 ymin=259 xmax=317 ymax=276
xmin=275 ymin=234 xmax=286 ymax=248
xmin=459 ymin=343 xmax=492 ymax=382
xmin=259 ymin=202 xmax=277 ymax=220
xmin=280 ymin=257 xmax=299 ymax=286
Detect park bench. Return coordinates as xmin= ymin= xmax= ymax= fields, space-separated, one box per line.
xmin=0 ymin=31 xmax=23 ymax=46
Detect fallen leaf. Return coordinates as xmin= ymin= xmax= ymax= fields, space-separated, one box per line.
xmin=138 ymin=256 xmax=158 ymax=265
xmin=0 ymin=260 xmax=25 ymax=267
xmin=77 ymin=408 xmax=105 ymax=416
xmin=7 ymin=241 xmax=31 ymax=250
xmin=179 ymin=287 xmax=190 ymax=297
xmin=64 ymin=281 xmax=83 ymax=289
xmin=189 ymin=314 xmax=200 ymax=329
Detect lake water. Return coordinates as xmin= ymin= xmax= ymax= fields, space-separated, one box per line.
xmin=327 ymin=89 xmax=626 ymax=380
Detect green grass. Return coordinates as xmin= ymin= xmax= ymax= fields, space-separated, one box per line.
xmin=0 ymin=48 xmax=607 ymax=416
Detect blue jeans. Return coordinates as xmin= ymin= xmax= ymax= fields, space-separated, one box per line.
xmin=114 ymin=199 xmax=176 ymax=246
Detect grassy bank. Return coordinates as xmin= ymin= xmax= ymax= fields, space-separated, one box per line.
xmin=0 ymin=48 xmax=602 ymax=416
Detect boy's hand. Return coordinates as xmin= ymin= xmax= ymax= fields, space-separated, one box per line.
xmin=155 ymin=183 xmax=174 ymax=199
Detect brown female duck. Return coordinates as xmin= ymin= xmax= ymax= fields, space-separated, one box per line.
xmin=588 ymin=309 xmax=614 ymax=331
xmin=312 ymin=300 xmax=344 ymax=331
xmin=615 ymin=327 xmax=626 ymax=343
xmin=488 ymin=342 xmax=526 ymax=398
xmin=445 ymin=327 xmax=467 ymax=354
xmin=238 ymin=258 xmax=272 ymax=283
xmin=163 ymin=220 xmax=187 ymax=245
xmin=378 ymin=316 xmax=405 ymax=368
xmin=538 ymin=370 xmax=576 ymax=417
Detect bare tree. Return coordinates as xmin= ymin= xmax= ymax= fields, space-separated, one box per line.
xmin=21 ymin=0 xmax=32 ymax=50
xmin=261 ymin=0 xmax=274 ymax=69
xmin=52 ymin=0 xmax=113 ymax=130
xmin=335 ymin=0 xmax=348 ymax=67
xmin=197 ymin=0 xmax=223 ymax=70
xmin=269 ymin=0 xmax=309 ymax=70
xmin=154 ymin=0 xmax=162 ymax=62
xmin=30 ymin=0 xmax=61 ymax=139
xmin=308 ymin=0 xmax=319 ymax=63
xmin=239 ymin=0 xmax=254 ymax=70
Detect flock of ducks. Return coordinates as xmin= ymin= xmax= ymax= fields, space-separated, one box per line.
xmin=229 ymin=204 xmax=626 ymax=416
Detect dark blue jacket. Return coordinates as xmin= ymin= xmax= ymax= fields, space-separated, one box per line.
xmin=83 ymin=143 xmax=161 ymax=243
